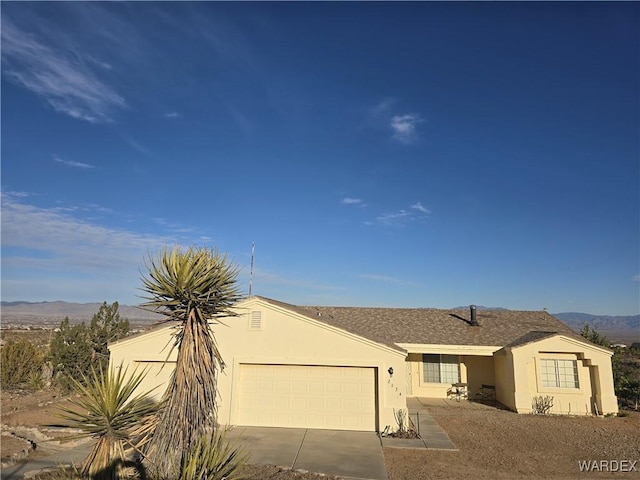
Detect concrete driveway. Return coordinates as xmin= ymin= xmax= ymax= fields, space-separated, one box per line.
xmin=226 ymin=427 xmax=388 ymax=480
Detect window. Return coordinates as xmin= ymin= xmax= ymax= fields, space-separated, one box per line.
xmin=540 ymin=359 xmax=579 ymax=388
xmin=422 ymin=354 xmax=460 ymax=384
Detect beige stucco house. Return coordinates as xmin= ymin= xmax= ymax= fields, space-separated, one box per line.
xmin=109 ymin=296 xmax=618 ymax=433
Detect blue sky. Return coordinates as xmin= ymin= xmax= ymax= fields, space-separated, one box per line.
xmin=1 ymin=2 xmax=638 ymax=315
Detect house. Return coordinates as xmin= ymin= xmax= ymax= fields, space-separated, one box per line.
xmin=108 ymin=296 xmax=618 ymax=433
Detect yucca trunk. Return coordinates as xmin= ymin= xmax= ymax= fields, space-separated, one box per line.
xmin=145 ymin=307 xmax=224 ymax=479
xmin=82 ymin=436 xmax=127 ymax=479
xmin=140 ymin=246 xmax=241 ymax=479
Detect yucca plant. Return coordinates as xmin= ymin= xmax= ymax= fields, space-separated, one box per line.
xmin=179 ymin=429 xmax=248 ymax=480
xmin=51 ymin=364 xmax=159 ymax=480
xmin=140 ymin=246 xmax=242 ymax=479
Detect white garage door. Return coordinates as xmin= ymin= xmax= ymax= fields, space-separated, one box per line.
xmin=236 ymin=364 xmax=376 ymax=431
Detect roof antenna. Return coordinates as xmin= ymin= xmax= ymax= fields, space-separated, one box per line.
xmin=249 ymin=241 xmax=255 ymax=297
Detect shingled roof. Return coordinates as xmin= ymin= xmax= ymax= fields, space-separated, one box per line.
xmin=256 ymin=296 xmax=583 ymax=352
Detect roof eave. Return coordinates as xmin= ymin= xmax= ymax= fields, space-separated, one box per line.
xmin=396 ymin=343 xmax=501 ymax=356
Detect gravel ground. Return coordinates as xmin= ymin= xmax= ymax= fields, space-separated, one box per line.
xmin=384 ymin=403 xmax=640 ymax=480
xmin=4 ymin=390 xmax=639 ymax=479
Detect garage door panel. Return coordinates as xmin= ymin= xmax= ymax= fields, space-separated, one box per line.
xmin=236 ymin=364 xmax=376 ymax=431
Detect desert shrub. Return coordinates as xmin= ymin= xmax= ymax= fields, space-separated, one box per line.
xmin=178 ymin=429 xmax=248 ymax=480
xmin=50 ymin=364 xmax=159 ymax=480
xmin=1 ymin=338 xmax=44 ymax=389
xmin=531 ymin=395 xmax=554 ymax=415
xmin=394 ymin=408 xmax=407 ymax=433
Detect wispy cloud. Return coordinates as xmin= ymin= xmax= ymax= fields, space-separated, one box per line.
xmin=1 ymin=16 xmax=126 ymax=123
xmin=53 ymin=155 xmax=95 ymax=169
xmin=632 ymin=274 xmax=640 ymax=282
xmin=355 ymin=273 xmax=422 ymax=288
xmin=369 ymin=98 xmax=396 ymax=118
xmin=367 ymin=99 xmax=424 ymax=144
xmin=357 ymin=273 xmax=402 ymax=283
xmin=3 ymin=190 xmax=33 ymax=199
xmin=377 ymin=210 xmax=412 ymax=225
xmin=122 ymin=135 xmax=154 ymax=158
xmin=152 ymin=217 xmax=196 ymax=235
xmin=253 ymin=268 xmax=345 ymax=292
xmin=0 ymin=192 xmax=183 ymax=304
xmin=50 ymin=201 xmax=114 ymax=215
xmin=1 ymin=193 xmax=173 ymax=267
xmin=164 ymin=112 xmax=180 ymax=119
xmin=341 ymin=197 xmax=364 ymax=206
xmin=411 ymin=201 xmax=430 ymax=214
xmin=390 ymin=113 xmax=422 ymax=144
xmin=86 ymin=55 xmax=113 ymax=70
xmin=366 ymin=201 xmax=431 ymax=227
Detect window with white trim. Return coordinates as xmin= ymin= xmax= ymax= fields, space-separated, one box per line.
xmin=540 ymin=359 xmax=579 ymax=388
xmin=422 ymin=354 xmax=460 ymax=384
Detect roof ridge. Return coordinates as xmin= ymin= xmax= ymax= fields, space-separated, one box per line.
xmin=253 ymin=297 xmax=551 ymax=314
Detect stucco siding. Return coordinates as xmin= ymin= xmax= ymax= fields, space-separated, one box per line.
xmin=109 ymin=298 xmax=406 ymax=431
xmin=462 ymin=355 xmax=495 ymax=398
xmin=493 ymin=351 xmax=516 ymax=410
xmin=509 ymin=336 xmax=617 ymax=415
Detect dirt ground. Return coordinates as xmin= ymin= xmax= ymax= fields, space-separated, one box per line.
xmin=384 ymin=401 xmax=640 ymax=480
xmin=3 ymin=389 xmax=639 ymax=479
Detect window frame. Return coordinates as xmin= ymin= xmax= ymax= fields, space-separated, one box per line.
xmin=422 ymin=354 xmax=461 ymax=384
xmin=540 ymin=358 xmax=579 ymax=389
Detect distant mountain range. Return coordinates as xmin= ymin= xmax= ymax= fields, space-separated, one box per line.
xmin=1 ymin=300 xmax=163 ymax=324
xmin=2 ymin=301 xmax=638 ymax=339
xmin=552 ymin=312 xmax=640 ymax=334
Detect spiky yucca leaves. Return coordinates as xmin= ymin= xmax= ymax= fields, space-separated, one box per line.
xmin=52 ymin=364 xmax=159 ymax=480
xmin=179 ymin=429 xmax=248 ymax=480
xmin=140 ymin=246 xmax=242 ymax=480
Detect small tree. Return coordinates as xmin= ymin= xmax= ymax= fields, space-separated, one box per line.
xmin=90 ymin=302 xmax=130 ymax=367
xmin=49 ymin=317 xmax=93 ymax=390
xmin=580 ymin=324 xmax=610 ymax=348
xmin=579 ymin=324 xmax=640 ymax=409
xmin=622 ymin=380 xmax=640 ymax=410
xmin=49 ymin=302 xmax=130 ymax=390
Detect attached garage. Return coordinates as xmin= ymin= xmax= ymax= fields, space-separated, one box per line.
xmin=235 ymin=364 xmax=377 ymax=431
xmin=108 ymin=296 xmax=409 ymax=433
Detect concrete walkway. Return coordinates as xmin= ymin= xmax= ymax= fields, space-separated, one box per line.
xmin=1 ymin=438 xmax=92 ymax=479
xmin=403 ymin=397 xmax=458 ymax=451
xmin=227 ymin=427 xmax=388 ymax=480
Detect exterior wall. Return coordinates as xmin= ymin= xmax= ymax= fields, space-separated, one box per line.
xmin=462 ymin=355 xmax=495 ymax=397
xmin=509 ymin=336 xmax=618 ymax=415
xmin=109 ymin=325 xmax=178 ymax=400
xmin=493 ymin=350 xmax=516 ymax=410
xmin=109 ymin=298 xmax=407 ymax=431
xmin=408 ymin=353 xmax=489 ymax=398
